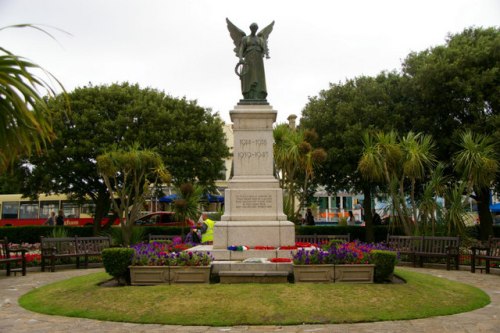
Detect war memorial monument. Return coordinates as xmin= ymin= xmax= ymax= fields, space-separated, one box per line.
xmin=211 ymin=19 xmax=296 ymax=254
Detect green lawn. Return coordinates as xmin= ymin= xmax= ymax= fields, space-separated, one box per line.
xmin=19 ymin=269 xmax=489 ymax=326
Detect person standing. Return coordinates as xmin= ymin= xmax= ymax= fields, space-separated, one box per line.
xmin=372 ymin=210 xmax=382 ymax=225
xmin=305 ymin=208 xmax=315 ymax=226
xmin=347 ymin=211 xmax=355 ymax=226
xmin=45 ymin=211 xmax=55 ymax=226
xmin=56 ymin=210 xmax=64 ymax=226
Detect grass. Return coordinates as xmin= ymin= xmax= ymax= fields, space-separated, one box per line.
xmin=19 ymin=268 xmax=489 ymax=326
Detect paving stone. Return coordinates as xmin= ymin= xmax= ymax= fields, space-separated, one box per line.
xmin=0 ymin=267 xmax=499 ymax=332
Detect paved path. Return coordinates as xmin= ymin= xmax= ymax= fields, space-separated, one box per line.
xmin=0 ymin=267 xmax=499 ymax=332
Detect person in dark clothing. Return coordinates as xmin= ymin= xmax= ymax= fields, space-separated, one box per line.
xmin=56 ymin=210 xmax=64 ymax=226
xmin=372 ymin=209 xmax=382 ymax=225
xmin=305 ymin=208 xmax=315 ymax=226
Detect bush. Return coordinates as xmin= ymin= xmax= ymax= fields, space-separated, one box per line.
xmin=106 ymin=227 xmax=145 ymax=246
xmin=371 ymin=250 xmax=397 ymax=283
xmin=102 ymin=247 xmax=134 ymax=285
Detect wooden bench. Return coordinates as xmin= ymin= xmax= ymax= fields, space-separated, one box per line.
xmin=416 ymin=236 xmax=460 ymax=270
xmin=295 ymin=234 xmax=350 ymax=246
xmin=387 ymin=235 xmax=460 ymax=270
xmin=148 ymin=234 xmax=179 ymax=242
xmin=386 ymin=235 xmax=423 ymax=266
xmin=0 ymin=237 xmax=27 ymax=276
xmin=41 ymin=235 xmax=111 ymax=272
xmin=471 ymin=237 xmax=500 ymax=274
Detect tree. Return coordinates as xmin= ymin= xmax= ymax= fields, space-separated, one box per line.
xmin=273 ymin=124 xmax=326 ymax=221
xmin=401 ymin=27 xmax=499 ymax=185
xmin=97 ymin=145 xmax=170 ymax=246
xmin=20 ymin=83 xmax=229 ymax=234
xmin=400 ymin=132 xmax=436 ymax=225
xmin=0 ymin=24 xmax=66 ymax=171
xmin=358 ymin=131 xmax=436 ymax=236
xmin=301 ymin=73 xmax=406 ymax=241
xmin=454 ymin=131 xmax=498 ymax=240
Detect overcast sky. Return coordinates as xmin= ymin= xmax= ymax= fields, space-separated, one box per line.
xmin=1 ymin=0 xmax=499 ymax=124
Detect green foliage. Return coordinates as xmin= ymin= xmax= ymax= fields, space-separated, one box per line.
xmin=0 ymin=226 xmax=94 ymax=243
xmin=273 ymin=124 xmax=326 ymax=216
xmin=0 ymin=24 xmax=68 ymax=171
xmin=301 ymin=72 xmax=407 ymax=242
xmin=107 ymin=227 xmax=145 ymax=247
xmin=172 ymin=182 xmax=203 ymax=237
xmin=97 ymin=145 xmax=169 ymax=246
xmin=102 ymin=248 xmax=134 ymax=285
xmin=322 ymin=239 xmax=343 ymax=250
xmin=50 ymin=227 xmax=69 ymax=238
xmin=371 ymin=250 xmax=397 ymax=283
xmin=18 ymin=82 xmax=229 ymax=232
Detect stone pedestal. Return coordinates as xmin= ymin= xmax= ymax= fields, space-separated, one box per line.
xmin=214 ymin=103 xmax=295 ymax=249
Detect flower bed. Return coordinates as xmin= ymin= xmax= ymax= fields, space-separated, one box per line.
xmin=129 ymin=241 xmax=213 ymax=285
xmin=292 ymin=241 xmax=393 ymax=283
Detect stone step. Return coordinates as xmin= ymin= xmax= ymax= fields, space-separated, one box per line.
xmin=219 ymin=270 xmax=290 ymax=284
xmin=189 ymin=244 xmax=296 ymax=261
xmin=212 ymin=261 xmax=293 ymax=274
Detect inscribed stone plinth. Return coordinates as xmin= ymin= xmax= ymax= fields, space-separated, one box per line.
xmin=213 ymin=103 xmax=295 ymax=249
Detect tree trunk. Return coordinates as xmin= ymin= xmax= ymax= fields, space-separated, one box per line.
xmin=477 ymin=187 xmax=493 ymax=241
xmin=92 ymin=189 xmax=112 ymax=236
xmin=363 ymin=184 xmax=374 ymax=243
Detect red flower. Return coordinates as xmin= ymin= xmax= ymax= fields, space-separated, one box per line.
xmin=295 ymin=242 xmax=313 ymax=248
xmin=270 ymin=258 xmax=292 ymax=263
xmin=279 ymin=246 xmax=297 ymax=250
xmin=254 ymin=246 xmax=275 ymax=250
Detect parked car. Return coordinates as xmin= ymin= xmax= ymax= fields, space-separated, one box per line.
xmin=134 ymin=212 xmax=194 ymax=227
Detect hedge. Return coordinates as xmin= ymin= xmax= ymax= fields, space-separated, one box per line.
xmin=2 ymin=225 xmax=499 ymax=244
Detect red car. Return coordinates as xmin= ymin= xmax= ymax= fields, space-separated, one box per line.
xmin=134 ymin=212 xmax=194 ymax=227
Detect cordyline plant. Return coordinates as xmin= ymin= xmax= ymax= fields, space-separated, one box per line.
xmin=97 ymin=144 xmax=171 ymax=246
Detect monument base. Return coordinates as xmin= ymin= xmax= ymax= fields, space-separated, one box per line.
xmin=213 ymin=220 xmax=295 ymax=249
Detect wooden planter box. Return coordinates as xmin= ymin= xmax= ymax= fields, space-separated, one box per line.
xmin=334 ymin=264 xmax=374 ymax=283
xmin=293 ymin=264 xmax=334 ymax=283
xmin=129 ymin=266 xmax=211 ymax=285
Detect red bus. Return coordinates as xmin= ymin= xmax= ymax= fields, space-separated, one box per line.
xmin=0 ymin=194 xmax=113 ymax=227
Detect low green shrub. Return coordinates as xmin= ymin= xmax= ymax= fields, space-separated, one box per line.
xmin=371 ymin=250 xmax=397 ymax=283
xmin=322 ymin=239 xmax=343 ymax=250
xmin=102 ymin=247 xmax=134 ymax=285
xmin=106 ymin=227 xmax=145 ymax=246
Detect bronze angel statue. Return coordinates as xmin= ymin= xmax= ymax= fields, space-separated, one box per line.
xmin=226 ymin=18 xmax=274 ymax=100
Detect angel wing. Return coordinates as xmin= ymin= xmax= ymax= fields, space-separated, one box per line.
xmin=257 ymin=21 xmax=275 ymax=40
xmin=257 ymin=21 xmax=275 ymax=59
xmin=226 ymin=18 xmax=246 ymax=57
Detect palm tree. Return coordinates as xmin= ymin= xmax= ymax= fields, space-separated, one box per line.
xmin=400 ymin=132 xmax=436 ymax=227
xmin=454 ymin=131 xmax=498 ymax=240
xmin=299 ymin=130 xmax=327 ymax=213
xmin=273 ymin=124 xmax=303 ymax=219
xmin=359 ymin=131 xmax=420 ymax=235
xmin=172 ymin=182 xmax=203 ymax=239
xmin=418 ymin=163 xmax=448 ymax=235
xmin=0 ymin=24 xmax=66 ymax=171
